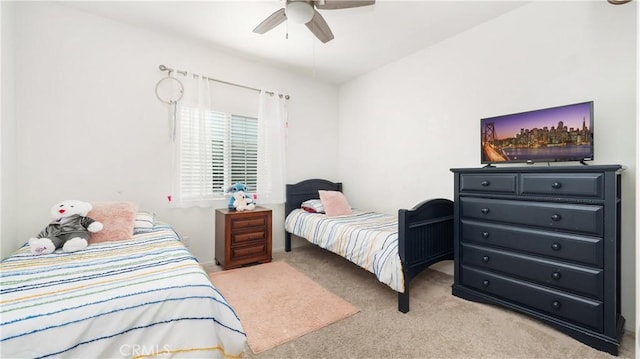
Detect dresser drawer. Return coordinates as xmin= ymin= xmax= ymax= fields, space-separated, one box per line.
xmin=460 ymin=174 xmax=516 ymax=193
xmin=460 ymin=197 xmax=603 ymax=235
xmin=461 ymin=265 xmax=603 ymax=332
xmin=520 ymin=173 xmax=603 ymax=198
xmin=461 ymin=243 xmax=603 ymax=299
xmin=461 ymin=220 xmax=603 ymax=267
xmin=231 ymin=216 xmax=267 ymax=230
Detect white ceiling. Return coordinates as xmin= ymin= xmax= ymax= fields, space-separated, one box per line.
xmin=63 ymin=1 xmax=529 ymax=84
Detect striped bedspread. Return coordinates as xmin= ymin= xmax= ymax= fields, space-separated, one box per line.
xmin=1 ymin=224 xmax=246 ymax=358
xmin=285 ymin=209 xmax=404 ymax=293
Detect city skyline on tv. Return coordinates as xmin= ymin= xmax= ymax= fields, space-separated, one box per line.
xmin=481 ymin=101 xmax=594 ymax=164
xmin=486 ymin=102 xmax=592 ymax=140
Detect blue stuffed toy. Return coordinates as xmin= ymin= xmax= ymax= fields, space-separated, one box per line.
xmin=226 ymin=182 xmax=255 ymax=210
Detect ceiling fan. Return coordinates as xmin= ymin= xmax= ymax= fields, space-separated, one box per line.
xmin=253 ymin=0 xmax=375 ymax=43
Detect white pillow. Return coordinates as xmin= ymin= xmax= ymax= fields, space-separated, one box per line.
xmin=301 ymin=199 xmax=325 ymax=213
xmin=134 ymin=211 xmax=156 ymax=233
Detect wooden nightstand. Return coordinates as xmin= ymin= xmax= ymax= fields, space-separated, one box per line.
xmin=214 ymin=206 xmax=272 ymax=270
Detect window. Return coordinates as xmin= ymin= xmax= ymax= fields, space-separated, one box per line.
xmin=228 ymin=114 xmax=258 ymax=191
xmin=171 ymin=74 xmax=286 ymax=207
xmin=178 ymin=107 xmax=258 ymax=201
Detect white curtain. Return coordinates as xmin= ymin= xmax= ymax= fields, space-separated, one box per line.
xmin=256 ymin=91 xmax=287 ymax=204
xmin=171 ymin=73 xmax=215 ymax=208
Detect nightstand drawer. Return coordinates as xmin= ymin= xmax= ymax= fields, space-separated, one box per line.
xmin=231 ymin=230 xmax=267 ymax=245
xmin=461 ymin=265 xmax=603 ymax=332
xmin=231 ymin=217 xmax=266 ymax=230
xmin=521 ymin=173 xmax=603 ymax=198
xmin=461 ymin=243 xmax=603 ymax=299
xmin=231 ymin=243 xmax=267 ymax=259
xmin=460 ymin=197 xmax=603 ymax=235
xmin=461 ymin=220 xmax=603 ymax=267
xmin=460 ymin=174 xmax=516 ymax=193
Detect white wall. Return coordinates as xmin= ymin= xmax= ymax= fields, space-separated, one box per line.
xmin=6 ymin=2 xmax=338 ymax=263
xmin=338 ymin=1 xmax=637 ymax=330
xmin=1 ymin=1 xmax=17 ymax=259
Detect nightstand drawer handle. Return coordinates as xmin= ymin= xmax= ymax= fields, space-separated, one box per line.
xmin=481 ymin=256 xmax=490 ymax=263
xmin=551 ymin=243 xmax=562 ymax=251
xmin=551 ymin=214 xmax=562 ymax=221
xmin=552 ymin=300 xmax=562 ymax=310
xmin=482 ymin=280 xmax=490 ymax=287
xmin=481 ymin=208 xmax=490 ymax=215
xmin=552 ymin=271 xmax=562 ymax=280
xmin=481 ymin=180 xmax=490 ymax=187
xmin=481 ymin=231 xmax=490 ymax=239
xmin=551 ymin=182 xmax=562 ymax=189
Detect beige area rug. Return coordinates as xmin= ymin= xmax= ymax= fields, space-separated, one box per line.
xmin=209 ymin=261 xmax=359 ymax=354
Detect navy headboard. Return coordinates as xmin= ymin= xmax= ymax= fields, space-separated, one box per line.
xmin=284 ymin=179 xmax=342 ymax=217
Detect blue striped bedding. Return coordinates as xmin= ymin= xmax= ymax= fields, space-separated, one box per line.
xmin=1 ymin=224 xmax=246 ymax=358
xmin=284 ymin=209 xmax=404 ymax=293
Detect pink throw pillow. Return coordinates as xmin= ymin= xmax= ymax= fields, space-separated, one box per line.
xmin=88 ymin=202 xmax=138 ymax=243
xmin=318 ymin=190 xmax=352 ymax=217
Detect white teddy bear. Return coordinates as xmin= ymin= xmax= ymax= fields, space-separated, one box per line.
xmin=28 ymin=200 xmax=103 ymax=255
xmin=232 ymin=191 xmax=255 ymax=212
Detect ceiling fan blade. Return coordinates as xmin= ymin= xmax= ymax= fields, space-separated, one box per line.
xmin=305 ymin=10 xmax=334 ymax=43
xmin=315 ymin=0 xmax=375 ymax=10
xmin=253 ymin=8 xmax=287 ymax=34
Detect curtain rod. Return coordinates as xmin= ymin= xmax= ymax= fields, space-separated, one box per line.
xmin=158 ymin=64 xmax=290 ymax=100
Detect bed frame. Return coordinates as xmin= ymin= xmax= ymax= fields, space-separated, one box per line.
xmin=284 ymin=178 xmax=454 ymax=313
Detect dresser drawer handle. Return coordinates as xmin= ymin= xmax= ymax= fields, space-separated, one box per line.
xmin=481 ymin=180 xmax=490 ymax=187
xmin=552 ymin=300 xmax=562 ymax=310
xmin=551 ymin=214 xmax=562 ymax=221
xmin=482 ymin=280 xmax=490 ymax=287
xmin=551 ymin=243 xmax=562 ymax=251
xmin=551 ymin=182 xmax=562 ymax=189
xmin=551 ymin=271 xmax=562 ymax=280
xmin=481 ymin=256 xmax=490 ymax=263
xmin=481 ymin=231 xmax=490 ymax=239
xmin=481 ymin=208 xmax=490 ymax=215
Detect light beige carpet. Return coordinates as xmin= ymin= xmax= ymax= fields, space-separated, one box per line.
xmin=205 ymin=244 xmax=635 ymax=359
xmin=209 ymin=261 xmax=359 ymax=354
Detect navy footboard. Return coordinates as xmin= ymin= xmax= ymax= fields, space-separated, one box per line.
xmin=397 ymin=198 xmax=454 ymax=313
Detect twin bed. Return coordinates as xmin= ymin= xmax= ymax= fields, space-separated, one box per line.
xmin=1 ymin=221 xmax=246 ymax=358
xmin=284 ymin=179 xmax=454 ymax=313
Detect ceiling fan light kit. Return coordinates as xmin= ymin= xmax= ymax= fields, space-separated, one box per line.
xmin=253 ymin=0 xmax=375 ymax=43
xmin=286 ymin=1 xmax=314 ymax=24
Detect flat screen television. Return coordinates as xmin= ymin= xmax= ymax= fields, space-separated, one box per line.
xmin=480 ymin=101 xmax=594 ymax=165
